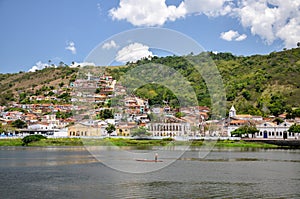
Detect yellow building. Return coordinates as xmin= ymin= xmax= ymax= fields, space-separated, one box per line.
xmin=68 ymin=123 xmax=101 ymax=136
xmin=116 ymin=125 xmax=135 ymax=136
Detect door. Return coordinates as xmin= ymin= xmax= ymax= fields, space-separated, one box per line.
xmin=263 ymin=131 xmax=268 ymax=138
xmin=283 ymin=131 xmax=287 ymax=139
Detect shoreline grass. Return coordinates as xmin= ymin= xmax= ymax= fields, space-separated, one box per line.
xmin=0 ymin=137 xmax=289 ymax=149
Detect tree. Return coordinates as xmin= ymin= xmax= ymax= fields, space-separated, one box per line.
xmin=273 ymin=118 xmax=284 ymax=125
xmin=288 ymin=124 xmax=300 ymax=133
xmin=59 ymin=82 xmax=65 ymax=88
xmin=105 ymin=123 xmax=115 ymax=136
xmin=59 ymin=61 xmax=65 ymax=67
xmin=231 ymin=125 xmax=259 ymax=137
xmin=11 ymin=119 xmax=27 ymax=129
xmin=175 ymin=112 xmax=185 ymax=118
xmin=131 ymin=127 xmax=151 ymax=137
xmin=95 ymin=88 xmax=101 ymax=94
xmin=242 ymin=90 xmax=251 ymax=100
xmin=97 ymin=109 xmax=113 ymax=120
xmin=22 ymin=134 xmax=47 ymax=146
xmin=297 ymin=42 xmax=300 ymax=48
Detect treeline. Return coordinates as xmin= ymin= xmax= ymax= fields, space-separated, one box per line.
xmin=107 ymin=48 xmax=300 ymax=117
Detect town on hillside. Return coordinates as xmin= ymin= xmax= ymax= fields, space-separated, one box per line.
xmin=0 ymin=71 xmax=300 ymax=140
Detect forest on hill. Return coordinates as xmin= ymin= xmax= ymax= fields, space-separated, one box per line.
xmin=107 ymin=47 xmax=300 ymax=117
xmin=1 ymin=47 xmax=300 ymax=117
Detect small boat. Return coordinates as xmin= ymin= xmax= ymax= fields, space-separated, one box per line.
xmin=135 ymin=159 xmax=163 ymax=162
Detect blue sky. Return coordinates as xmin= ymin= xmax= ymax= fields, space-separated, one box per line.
xmin=0 ymin=0 xmax=299 ymax=73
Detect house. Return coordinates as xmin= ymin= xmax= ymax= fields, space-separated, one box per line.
xmin=28 ymin=122 xmax=53 ymax=130
xmin=227 ymin=119 xmax=249 ymax=136
xmin=3 ymin=111 xmax=23 ymax=120
xmin=124 ymin=96 xmax=149 ymax=114
xmin=116 ymin=125 xmax=136 ymax=136
xmin=227 ymin=106 xmax=265 ymax=136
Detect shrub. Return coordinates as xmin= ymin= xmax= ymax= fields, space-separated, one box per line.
xmin=162 ymin=137 xmax=174 ymax=141
xmin=22 ymin=134 xmax=47 ymax=146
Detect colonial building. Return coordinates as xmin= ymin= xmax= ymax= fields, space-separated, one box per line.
xmin=68 ymin=123 xmax=101 ymax=136
xmin=255 ymin=121 xmax=298 ymax=139
xmin=226 ymin=119 xmax=249 ymax=136
xmin=227 ymin=106 xmax=263 ymax=136
xmin=116 ymin=125 xmax=136 ymax=136
xmin=147 ymin=116 xmax=191 ymax=137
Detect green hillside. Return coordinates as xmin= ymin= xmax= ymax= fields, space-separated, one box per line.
xmin=1 ymin=47 xmax=300 ymax=117
xmin=108 ymin=47 xmax=300 ymax=117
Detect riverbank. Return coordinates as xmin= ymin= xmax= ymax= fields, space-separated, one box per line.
xmin=0 ymin=137 xmax=288 ymax=148
xmin=243 ymin=138 xmax=300 ymax=148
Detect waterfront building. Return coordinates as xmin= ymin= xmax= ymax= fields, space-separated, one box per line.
xmin=147 ymin=116 xmax=191 ymax=137
xmin=68 ymin=123 xmax=102 ymax=136
xmin=255 ymin=121 xmax=298 ymax=139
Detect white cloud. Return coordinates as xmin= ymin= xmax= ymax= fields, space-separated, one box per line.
xmin=220 ymin=30 xmax=247 ymax=41
xmin=109 ymin=0 xmax=186 ymax=26
xmin=102 ymin=40 xmax=119 ymax=50
xmin=65 ymin=41 xmax=76 ymax=54
xmin=236 ymin=34 xmax=247 ymax=41
xmin=97 ymin=3 xmax=101 ymax=12
xmin=109 ymin=0 xmax=232 ymax=26
xmin=69 ymin=62 xmax=96 ymax=68
xmin=276 ymin=17 xmax=300 ymax=48
xmin=28 ymin=61 xmax=55 ymax=72
xmin=109 ymin=0 xmax=300 ymax=48
xmin=183 ymin=0 xmax=232 ymax=17
xmin=115 ymin=43 xmax=153 ymax=63
xmin=235 ymin=0 xmax=300 ymax=47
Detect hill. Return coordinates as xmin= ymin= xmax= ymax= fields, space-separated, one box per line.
xmin=0 ymin=67 xmax=78 ymax=105
xmin=107 ymin=47 xmax=300 ymax=117
xmin=1 ymin=47 xmax=300 ymax=117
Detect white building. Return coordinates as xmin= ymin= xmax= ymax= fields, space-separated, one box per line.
xmin=255 ymin=121 xmax=298 ymax=139
xmin=147 ymin=122 xmax=191 ymax=137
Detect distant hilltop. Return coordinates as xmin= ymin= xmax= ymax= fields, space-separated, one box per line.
xmin=1 ymin=47 xmax=300 ymax=117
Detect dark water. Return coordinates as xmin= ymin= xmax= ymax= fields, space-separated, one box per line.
xmin=0 ymin=146 xmax=299 ymax=199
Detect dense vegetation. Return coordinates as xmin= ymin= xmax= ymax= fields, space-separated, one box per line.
xmin=1 ymin=48 xmax=300 ymax=117
xmin=0 ymin=137 xmax=280 ymax=148
xmin=108 ymin=48 xmax=300 ymax=116
xmin=231 ymin=125 xmax=259 ymax=137
xmin=21 ymin=134 xmax=47 ymax=146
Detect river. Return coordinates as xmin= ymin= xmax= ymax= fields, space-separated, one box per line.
xmin=0 ymin=146 xmax=299 ymax=198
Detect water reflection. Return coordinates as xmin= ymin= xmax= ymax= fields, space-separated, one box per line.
xmin=0 ymin=146 xmax=299 ymax=198
xmin=0 ymin=146 xmax=97 ymax=167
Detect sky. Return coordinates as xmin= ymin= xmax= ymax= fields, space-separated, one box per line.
xmin=0 ymin=0 xmax=300 ymax=73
